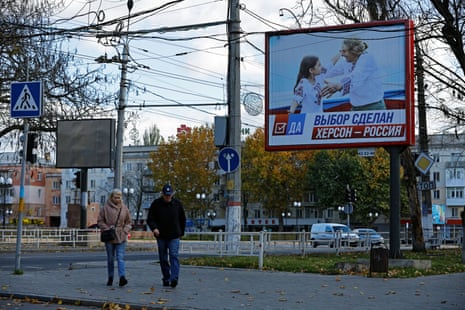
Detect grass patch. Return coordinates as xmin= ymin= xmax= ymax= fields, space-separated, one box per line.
xmin=181 ymin=248 xmax=465 ymax=278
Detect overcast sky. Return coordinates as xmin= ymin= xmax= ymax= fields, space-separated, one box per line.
xmin=52 ymin=0 xmax=301 ymax=141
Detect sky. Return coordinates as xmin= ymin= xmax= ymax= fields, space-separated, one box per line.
xmin=51 ymin=0 xmax=302 ymax=142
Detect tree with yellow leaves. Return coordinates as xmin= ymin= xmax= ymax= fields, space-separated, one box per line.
xmin=148 ymin=125 xmax=217 ymax=219
xmin=242 ymin=128 xmax=314 ymax=230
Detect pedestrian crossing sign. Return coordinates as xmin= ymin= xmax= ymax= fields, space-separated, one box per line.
xmin=10 ymin=81 xmax=43 ymax=118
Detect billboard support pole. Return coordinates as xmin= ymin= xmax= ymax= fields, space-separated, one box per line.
xmin=387 ymin=146 xmax=403 ymax=259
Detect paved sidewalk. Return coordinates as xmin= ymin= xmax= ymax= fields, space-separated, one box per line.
xmin=0 ymin=259 xmax=464 ymax=310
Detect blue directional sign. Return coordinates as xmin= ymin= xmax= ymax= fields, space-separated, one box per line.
xmin=10 ymin=81 xmax=43 ymax=118
xmin=218 ymin=147 xmax=240 ymax=173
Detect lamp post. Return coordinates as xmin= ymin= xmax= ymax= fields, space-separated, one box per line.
xmin=123 ymin=187 xmax=134 ymax=220
xmin=293 ymin=201 xmax=301 ymax=231
xmin=368 ymin=212 xmax=379 ymax=227
xmin=281 ymin=211 xmax=291 ymax=230
xmin=196 ymin=193 xmax=207 ymax=229
xmin=207 ymin=210 xmax=216 ymax=230
xmin=134 ymin=211 xmax=143 ymax=224
xmin=338 ymin=204 xmax=353 ymax=227
xmin=5 ymin=209 xmax=13 ymax=226
xmin=0 ymin=176 xmax=13 ymax=229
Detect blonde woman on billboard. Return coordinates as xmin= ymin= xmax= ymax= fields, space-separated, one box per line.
xmin=322 ymin=38 xmax=386 ymax=111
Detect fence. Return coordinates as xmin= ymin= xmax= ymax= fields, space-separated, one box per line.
xmin=1 ymin=228 xmax=462 ymax=270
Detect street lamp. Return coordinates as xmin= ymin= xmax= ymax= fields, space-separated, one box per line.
xmin=123 ymin=187 xmax=134 ymax=205
xmin=134 ymin=211 xmax=143 ymax=224
xmin=368 ymin=212 xmax=379 ymax=228
xmin=207 ymin=210 xmax=216 ymax=229
xmin=338 ymin=204 xmax=353 ymax=227
xmin=196 ymin=193 xmax=207 ymax=229
xmin=0 ymin=176 xmax=13 ymax=229
xmin=5 ymin=209 xmax=13 ymax=225
xmin=293 ymin=201 xmax=302 ymax=231
xmin=281 ymin=211 xmax=291 ymax=229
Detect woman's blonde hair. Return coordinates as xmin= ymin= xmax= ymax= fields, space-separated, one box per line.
xmin=110 ymin=188 xmax=123 ymax=198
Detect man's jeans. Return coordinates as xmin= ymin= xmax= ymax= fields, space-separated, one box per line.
xmin=156 ymin=238 xmax=180 ymax=282
xmin=105 ymin=242 xmax=126 ymax=279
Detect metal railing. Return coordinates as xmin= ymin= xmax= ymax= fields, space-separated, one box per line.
xmin=1 ymin=228 xmax=461 ymax=270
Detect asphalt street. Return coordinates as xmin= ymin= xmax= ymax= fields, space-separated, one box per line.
xmin=1 ymin=257 xmax=464 ymax=310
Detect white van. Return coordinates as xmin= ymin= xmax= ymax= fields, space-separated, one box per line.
xmin=310 ymin=223 xmax=360 ymax=247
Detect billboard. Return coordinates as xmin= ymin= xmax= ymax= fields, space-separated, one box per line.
xmin=265 ymin=20 xmax=415 ymax=151
xmin=56 ymin=119 xmax=115 ymax=168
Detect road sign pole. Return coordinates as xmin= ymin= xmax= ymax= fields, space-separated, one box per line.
xmin=15 ymin=121 xmax=28 ymax=273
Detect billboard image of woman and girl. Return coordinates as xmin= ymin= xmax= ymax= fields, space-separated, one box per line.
xmin=265 ymin=20 xmax=415 ymax=150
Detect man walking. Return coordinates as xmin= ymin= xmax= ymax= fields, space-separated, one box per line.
xmin=147 ymin=184 xmax=186 ymax=288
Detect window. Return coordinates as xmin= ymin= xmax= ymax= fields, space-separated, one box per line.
xmin=451 ymin=207 xmax=459 ymax=217
xmin=451 ymin=152 xmax=462 ymax=163
xmin=52 ymin=181 xmax=60 ymax=189
xmin=66 ymin=196 xmax=71 ymax=203
xmin=52 ymin=196 xmax=60 ymax=204
xmin=90 ymin=179 xmax=96 ymax=189
xmin=446 ymin=187 xmax=464 ymax=199
xmin=433 ymin=190 xmax=440 ymax=200
xmin=433 ymin=171 xmax=440 ymax=182
xmin=327 ymin=208 xmax=334 ymax=218
xmin=66 ymin=180 xmax=73 ymax=189
xmin=305 ymin=191 xmax=316 ymax=203
xmin=100 ymin=195 xmax=106 ymax=204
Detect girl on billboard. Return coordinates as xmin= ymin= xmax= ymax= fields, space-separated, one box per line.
xmin=290 ymin=54 xmax=340 ymax=114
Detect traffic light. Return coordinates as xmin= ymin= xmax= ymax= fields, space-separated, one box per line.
xmin=351 ymin=189 xmax=357 ymax=202
xmin=74 ymin=171 xmax=81 ymax=189
xmin=346 ymin=184 xmax=352 ymax=202
xmin=26 ymin=133 xmax=38 ymax=163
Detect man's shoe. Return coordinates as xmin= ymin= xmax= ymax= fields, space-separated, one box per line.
xmin=170 ymin=279 xmax=178 ymax=288
xmin=163 ymin=280 xmax=170 ymax=287
xmin=106 ymin=277 xmax=113 ymax=286
xmin=119 ymin=276 xmax=128 ymax=287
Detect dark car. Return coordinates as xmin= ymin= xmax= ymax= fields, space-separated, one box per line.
xmin=353 ymin=228 xmax=384 ymax=245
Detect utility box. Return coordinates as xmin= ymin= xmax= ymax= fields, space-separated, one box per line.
xmin=369 ymin=245 xmax=389 ymax=277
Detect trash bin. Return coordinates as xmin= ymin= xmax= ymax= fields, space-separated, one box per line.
xmin=369 ymin=244 xmax=388 ymax=277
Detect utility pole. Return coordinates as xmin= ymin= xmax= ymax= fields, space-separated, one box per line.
xmin=225 ymin=0 xmax=241 ymax=249
xmin=114 ymin=1 xmax=133 ymax=189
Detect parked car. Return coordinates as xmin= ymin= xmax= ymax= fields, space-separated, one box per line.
xmin=310 ymin=223 xmax=360 ymax=248
xmin=352 ymin=228 xmax=384 ymax=245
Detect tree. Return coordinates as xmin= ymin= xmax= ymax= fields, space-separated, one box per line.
xmin=142 ymin=123 xmax=164 ymax=146
xmin=242 ymin=128 xmax=313 ymax=230
xmin=0 ymin=1 xmax=115 ymax=153
xmin=147 ymin=125 xmax=217 ymax=218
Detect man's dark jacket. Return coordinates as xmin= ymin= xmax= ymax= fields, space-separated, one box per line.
xmin=147 ymin=197 xmax=186 ymax=239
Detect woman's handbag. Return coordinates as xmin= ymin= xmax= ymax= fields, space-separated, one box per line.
xmin=100 ymin=207 xmax=122 ymax=242
xmin=100 ymin=228 xmax=116 ymax=242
